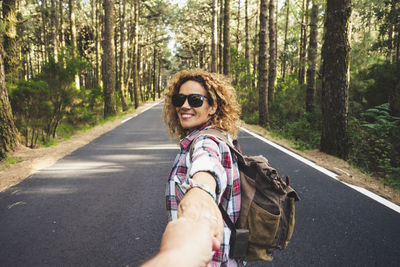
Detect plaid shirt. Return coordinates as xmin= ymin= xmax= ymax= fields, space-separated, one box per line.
xmin=166 ymin=124 xmax=242 ymax=266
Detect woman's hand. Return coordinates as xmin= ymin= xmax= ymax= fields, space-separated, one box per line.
xmin=177 ymin=171 xmax=224 ymax=245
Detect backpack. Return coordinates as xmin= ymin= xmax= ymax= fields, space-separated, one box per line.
xmin=191 ymin=128 xmax=300 ymax=262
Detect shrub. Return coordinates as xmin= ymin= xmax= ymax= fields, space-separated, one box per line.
xmin=349 ymin=103 xmax=400 ymax=188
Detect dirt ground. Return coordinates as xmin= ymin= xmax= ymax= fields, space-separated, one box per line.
xmin=1 ymin=102 xmax=399 ymax=206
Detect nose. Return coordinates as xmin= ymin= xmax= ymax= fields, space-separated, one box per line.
xmin=181 ymin=97 xmax=191 ymax=109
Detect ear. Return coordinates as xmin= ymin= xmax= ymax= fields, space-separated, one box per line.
xmin=209 ymin=104 xmax=218 ymax=116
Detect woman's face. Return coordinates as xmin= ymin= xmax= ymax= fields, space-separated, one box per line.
xmin=175 ymin=80 xmax=216 ymax=131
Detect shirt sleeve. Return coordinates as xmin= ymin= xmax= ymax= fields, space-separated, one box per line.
xmin=188 ymin=135 xmax=228 ymax=203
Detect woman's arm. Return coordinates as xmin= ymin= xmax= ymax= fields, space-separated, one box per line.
xmin=177 ymin=171 xmax=224 ymax=244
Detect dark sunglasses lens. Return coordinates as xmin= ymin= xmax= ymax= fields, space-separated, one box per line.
xmin=172 ymin=94 xmax=186 ymax=107
xmin=188 ymin=94 xmax=204 ymax=107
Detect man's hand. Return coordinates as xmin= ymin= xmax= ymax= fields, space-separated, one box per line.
xmin=141 ymin=218 xmax=220 ymax=267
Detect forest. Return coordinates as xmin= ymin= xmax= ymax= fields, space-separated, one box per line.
xmin=0 ymin=0 xmax=399 ymax=189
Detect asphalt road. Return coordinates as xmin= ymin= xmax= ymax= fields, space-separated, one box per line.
xmin=1 ymin=103 xmax=399 ymax=267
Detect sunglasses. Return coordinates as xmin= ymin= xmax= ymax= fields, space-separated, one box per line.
xmin=172 ymin=93 xmax=212 ymax=108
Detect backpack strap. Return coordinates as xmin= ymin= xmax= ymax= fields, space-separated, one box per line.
xmin=190 ymin=128 xmax=246 ymax=164
xmin=218 ymin=204 xmax=236 ymax=233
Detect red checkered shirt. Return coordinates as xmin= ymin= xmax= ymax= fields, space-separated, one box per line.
xmin=166 ymin=124 xmax=243 ymax=266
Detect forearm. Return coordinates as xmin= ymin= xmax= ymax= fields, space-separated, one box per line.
xmin=192 ymin=171 xmax=217 ymax=193
xmin=177 ymin=171 xmax=224 ymax=243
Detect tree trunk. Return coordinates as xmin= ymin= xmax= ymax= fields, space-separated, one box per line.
xmin=132 ymin=0 xmax=139 ymax=108
xmin=268 ymin=0 xmax=276 ymax=106
xmin=211 ymin=0 xmax=218 ymax=72
xmin=118 ymin=0 xmax=128 ymax=111
xmin=152 ymin=47 xmax=157 ymax=101
xmin=59 ymin=0 xmax=65 ymax=47
xmin=157 ymin=59 xmax=161 ymax=98
xmin=252 ymin=9 xmax=259 ymax=88
xmin=306 ymin=0 xmax=318 ymax=113
xmin=244 ymin=0 xmax=250 ymax=74
xmin=320 ymin=0 xmax=352 ymax=159
xmin=0 ymin=47 xmax=18 ymax=159
xmin=299 ymin=0 xmax=309 ymax=84
xmin=223 ymin=0 xmax=230 ymax=76
xmin=258 ymin=0 xmax=269 ymax=127
xmin=95 ymin=0 xmax=101 ymax=87
xmin=50 ymin=0 xmax=59 ymax=61
xmin=3 ymin=0 xmax=21 ymax=80
xmin=69 ymin=0 xmax=80 ymax=89
xmin=282 ymin=0 xmax=290 ymax=79
xmin=103 ymin=0 xmax=117 ymax=117
xmin=235 ymin=0 xmax=240 ymax=50
xmin=218 ymin=0 xmax=223 ymax=73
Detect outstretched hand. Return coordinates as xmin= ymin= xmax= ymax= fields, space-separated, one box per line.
xmin=141 ymin=218 xmax=220 ymax=267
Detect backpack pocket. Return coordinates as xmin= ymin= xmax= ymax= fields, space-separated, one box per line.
xmin=284 ymin=197 xmax=296 ymax=247
xmin=246 ymin=201 xmax=280 ymax=261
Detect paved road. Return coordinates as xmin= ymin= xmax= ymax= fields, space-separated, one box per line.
xmin=1 ymin=103 xmax=399 ymax=266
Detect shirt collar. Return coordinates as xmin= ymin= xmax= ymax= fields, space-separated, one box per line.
xmin=180 ymin=122 xmax=213 ymax=150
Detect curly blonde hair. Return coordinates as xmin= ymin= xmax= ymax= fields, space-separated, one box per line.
xmin=163 ymin=69 xmax=241 ymax=141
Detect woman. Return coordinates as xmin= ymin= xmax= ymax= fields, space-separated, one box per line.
xmin=163 ymin=69 xmax=243 ymax=266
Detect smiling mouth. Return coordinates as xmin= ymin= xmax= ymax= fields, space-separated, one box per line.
xmin=181 ymin=113 xmax=194 ymax=119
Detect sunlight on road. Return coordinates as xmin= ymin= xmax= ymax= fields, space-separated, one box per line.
xmin=128 ymin=144 xmax=179 ymax=150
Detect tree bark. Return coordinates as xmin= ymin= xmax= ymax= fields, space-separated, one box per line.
xmin=235 ymin=0 xmax=240 ymax=50
xmin=218 ymin=0 xmax=223 ymax=73
xmin=95 ymin=0 xmax=101 ymax=87
xmin=103 ymin=0 xmax=117 ymax=117
xmin=299 ymin=0 xmax=309 ymax=84
xmin=320 ymin=0 xmax=352 ymax=159
xmin=211 ymin=0 xmax=218 ymax=72
xmin=118 ymin=0 xmax=128 ymax=111
xmin=3 ymin=0 xmax=21 ymax=79
xmin=244 ymin=0 xmax=250 ymax=74
xmin=306 ymin=0 xmax=319 ymax=113
xmin=152 ymin=47 xmax=157 ymax=101
xmin=50 ymin=0 xmax=59 ymax=61
xmin=282 ymin=0 xmax=290 ymax=79
xmin=132 ymin=0 xmax=139 ymax=108
xmin=69 ymin=0 xmax=80 ymax=89
xmin=268 ymin=0 xmax=276 ymax=106
xmin=252 ymin=9 xmax=259 ymax=88
xmin=258 ymin=0 xmax=269 ymax=126
xmin=0 ymin=46 xmax=18 ymax=159
xmin=223 ymin=0 xmax=230 ymax=76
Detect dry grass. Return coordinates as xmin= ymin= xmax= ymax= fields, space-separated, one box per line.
xmin=0 ymin=100 xmax=161 ymax=192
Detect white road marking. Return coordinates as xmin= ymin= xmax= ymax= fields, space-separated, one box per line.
xmin=240 ymin=126 xmax=400 ymax=214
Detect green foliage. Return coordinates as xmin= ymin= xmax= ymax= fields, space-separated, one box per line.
xmin=9 ymin=46 xmax=96 ymax=147
xmin=240 ymin=74 xmax=322 ymax=151
xmin=350 ymin=62 xmax=400 ymax=111
xmin=271 ymin=76 xmax=305 ymax=122
xmin=10 ymin=80 xmax=51 ymax=147
xmin=230 ymin=48 xmax=258 ymax=121
xmin=349 ymin=103 xmax=400 ymax=188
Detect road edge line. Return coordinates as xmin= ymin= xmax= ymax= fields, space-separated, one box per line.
xmin=240 ymin=126 xmax=400 ymax=214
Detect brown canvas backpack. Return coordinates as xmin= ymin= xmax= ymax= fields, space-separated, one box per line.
xmin=191 ymin=128 xmax=300 ymax=262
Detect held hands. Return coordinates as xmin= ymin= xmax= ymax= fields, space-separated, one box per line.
xmin=142 ymin=172 xmax=223 ymax=267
